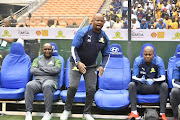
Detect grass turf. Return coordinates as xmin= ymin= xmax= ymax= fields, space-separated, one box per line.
xmin=0 ymin=115 xmax=122 ymax=120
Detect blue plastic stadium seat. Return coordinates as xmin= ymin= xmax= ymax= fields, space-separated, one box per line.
xmin=94 ymin=44 xmax=131 ymax=111
xmin=137 ymin=94 xmax=160 ymax=103
xmin=34 ymin=43 xmax=65 ymax=101
xmin=137 ymin=43 xmax=162 ymax=103
xmin=167 ymin=44 xmax=180 ymax=88
xmin=60 ymin=58 xmax=86 ymax=103
xmin=0 ymin=42 xmax=31 ymax=99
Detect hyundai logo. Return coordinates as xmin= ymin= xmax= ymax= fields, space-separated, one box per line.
xmin=110 ymin=47 xmax=122 ymax=55
xmin=52 ymin=46 xmax=57 ymax=53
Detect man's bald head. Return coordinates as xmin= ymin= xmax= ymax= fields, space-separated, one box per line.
xmin=93 ymin=13 xmax=104 ymax=21
xmin=42 ymin=43 xmax=53 ymax=58
xmin=143 ymin=46 xmax=155 ymax=64
xmin=92 ymin=13 xmax=105 ymax=33
xmin=43 ymin=43 xmax=52 ymax=48
xmin=143 ymin=46 xmax=154 ymax=53
xmin=47 ymin=18 xmax=54 ymax=27
xmin=3 ymin=18 xmax=10 ymax=27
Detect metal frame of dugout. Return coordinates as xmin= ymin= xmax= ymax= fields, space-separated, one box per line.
xmin=0 ymin=100 xmax=174 ymax=119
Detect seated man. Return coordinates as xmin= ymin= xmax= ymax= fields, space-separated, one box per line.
xmin=127 ymin=46 xmax=168 ymax=120
xmin=170 ymin=60 xmax=180 ymax=120
xmin=25 ymin=43 xmax=61 ymax=120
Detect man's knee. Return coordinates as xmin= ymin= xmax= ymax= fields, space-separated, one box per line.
xmin=42 ymin=82 xmax=54 ymax=90
xmin=86 ymin=85 xmax=96 ymax=94
xmin=160 ymin=82 xmax=168 ymax=91
xmin=68 ymin=83 xmax=79 ymax=90
xmin=128 ymin=82 xmax=136 ymax=90
xmin=171 ymin=88 xmax=180 ymax=96
xmin=26 ymin=81 xmax=35 ymax=90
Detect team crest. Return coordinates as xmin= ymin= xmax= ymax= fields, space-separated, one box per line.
xmin=48 ymin=61 xmax=54 ymax=65
xmin=72 ymin=66 xmax=79 ymax=71
xmin=99 ymin=37 xmax=104 ymax=43
xmin=150 ymin=68 xmax=156 ymax=73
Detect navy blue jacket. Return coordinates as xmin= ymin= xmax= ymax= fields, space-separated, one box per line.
xmin=172 ymin=61 xmax=180 ymax=86
xmin=70 ymin=25 xmax=110 ymax=68
xmin=132 ymin=56 xmax=166 ymax=83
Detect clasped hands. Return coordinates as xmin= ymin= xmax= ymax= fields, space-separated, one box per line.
xmin=141 ymin=77 xmax=154 ymax=85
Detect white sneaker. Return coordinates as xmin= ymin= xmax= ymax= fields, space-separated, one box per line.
xmin=83 ymin=114 xmax=95 ymax=120
xmin=41 ymin=112 xmax=51 ymax=120
xmin=60 ymin=110 xmax=71 ymax=120
xmin=25 ymin=112 xmax=32 ymax=120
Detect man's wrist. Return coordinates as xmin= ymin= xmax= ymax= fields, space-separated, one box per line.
xmin=75 ymin=61 xmax=80 ymax=66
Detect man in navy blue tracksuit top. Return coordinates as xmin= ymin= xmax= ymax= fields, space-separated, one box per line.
xmin=60 ymin=13 xmax=110 ymax=120
xmin=127 ymin=46 xmax=168 ymax=120
xmin=170 ymin=60 xmax=180 ymax=120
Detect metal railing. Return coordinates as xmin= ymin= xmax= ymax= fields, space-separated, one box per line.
xmin=0 ymin=0 xmax=46 ymax=26
xmin=79 ymin=16 xmax=89 ymax=28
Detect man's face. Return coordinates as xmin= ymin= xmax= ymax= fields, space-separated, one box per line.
xmin=159 ymin=20 xmax=163 ymax=24
xmin=132 ymin=18 xmax=136 ymax=23
xmin=93 ymin=15 xmax=105 ymax=32
xmin=142 ymin=21 xmax=145 ymax=25
xmin=2 ymin=19 xmax=10 ymax=27
xmin=42 ymin=44 xmax=53 ymax=58
xmin=143 ymin=48 xmax=154 ymax=64
xmin=116 ymin=17 xmax=120 ymax=22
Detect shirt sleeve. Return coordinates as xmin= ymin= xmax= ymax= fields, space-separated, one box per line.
xmin=100 ymin=32 xmax=110 ymax=68
xmin=71 ymin=26 xmax=89 ymax=64
xmin=156 ymin=57 xmax=166 ymax=76
xmin=173 ymin=62 xmax=180 ymax=80
xmin=132 ymin=57 xmax=142 ymax=83
xmin=40 ymin=58 xmax=61 ymax=75
xmin=30 ymin=58 xmax=47 ymax=76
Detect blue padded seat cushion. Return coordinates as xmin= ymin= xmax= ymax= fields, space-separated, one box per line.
xmin=34 ymin=90 xmax=60 ymax=101
xmin=137 ymin=94 xmax=160 ymax=103
xmin=60 ymin=90 xmax=86 ymax=103
xmin=94 ymin=89 xmax=130 ymax=111
xmin=0 ymin=88 xmax=25 ymax=99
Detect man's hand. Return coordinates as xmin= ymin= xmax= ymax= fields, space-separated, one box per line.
xmin=78 ymin=62 xmax=86 ymax=74
xmin=98 ymin=66 xmax=104 ymax=77
xmin=146 ymin=79 xmax=154 ymax=85
xmin=141 ymin=77 xmax=147 ymax=84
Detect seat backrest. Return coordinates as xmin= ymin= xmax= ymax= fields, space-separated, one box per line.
xmin=38 ymin=43 xmax=65 ymax=89
xmin=140 ymin=43 xmax=157 ymax=57
xmin=98 ymin=44 xmax=131 ymax=90
xmin=50 ymin=43 xmax=65 ymax=88
xmin=167 ymin=44 xmax=180 ymax=88
xmin=65 ymin=57 xmax=86 ymax=91
xmin=1 ymin=42 xmax=31 ymax=89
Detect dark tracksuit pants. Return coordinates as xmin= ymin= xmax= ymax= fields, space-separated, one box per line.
xmin=128 ymin=81 xmax=168 ymax=113
xmin=64 ymin=62 xmax=97 ymax=114
xmin=170 ymin=87 xmax=180 ymax=118
xmin=25 ymin=80 xmax=57 ymax=113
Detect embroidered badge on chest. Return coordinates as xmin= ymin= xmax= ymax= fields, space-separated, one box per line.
xmin=48 ymin=61 xmax=54 ymax=65
xmin=99 ymin=37 xmax=104 ymax=43
xmin=150 ymin=67 xmax=156 ymax=73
